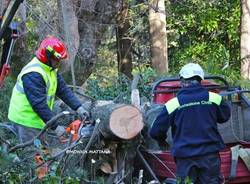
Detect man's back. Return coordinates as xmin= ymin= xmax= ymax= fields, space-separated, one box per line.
xmin=150 ymin=63 xmax=231 ymax=183
xmin=169 ymin=83 xmax=231 ymax=157
xmin=150 ymin=83 xmax=231 ymax=158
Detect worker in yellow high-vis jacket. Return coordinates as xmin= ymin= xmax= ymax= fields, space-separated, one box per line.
xmin=8 ymin=36 xmax=88 ymax=143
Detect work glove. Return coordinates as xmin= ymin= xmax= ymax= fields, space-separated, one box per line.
xmin=76 ymin=105 xmax=90 ymax=120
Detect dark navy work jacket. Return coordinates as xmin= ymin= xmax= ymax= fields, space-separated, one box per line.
xmin=150 ymin=83 xmax=231 ymax=158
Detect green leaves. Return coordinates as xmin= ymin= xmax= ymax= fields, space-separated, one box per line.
xmin=167 ymin=0 xmax=240 ymax=83
xmin=0 ymin=77 xmax=15 ymax=122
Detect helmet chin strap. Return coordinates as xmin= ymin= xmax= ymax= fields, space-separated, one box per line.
xmin=45 ymin=49 xmax=56 ymax=70
xmin=48 ymin=59 xmax=56 ymax=70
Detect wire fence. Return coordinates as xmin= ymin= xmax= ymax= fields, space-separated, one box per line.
xmin=23 ymin=0 xmax=125 ymax=61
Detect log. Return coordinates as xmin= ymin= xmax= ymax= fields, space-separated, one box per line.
xmin=91 ymin=103 xmax=144 ymax=140
xmin=131 ymin=74 xmax=141 ymax=109
xmin=217 ymin=102 xmax=250 ymax=143
xmin=143 ymin=104 xmax=172 ymax=150
xmin=53 ymin=93 xmax=144 ymax=140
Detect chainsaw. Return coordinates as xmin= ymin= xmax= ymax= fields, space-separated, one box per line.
xmin=64 ymin=118 xmax=95 ymax=142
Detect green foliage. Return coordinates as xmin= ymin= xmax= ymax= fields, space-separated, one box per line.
xmin=167 ymin=0 xmax=241 ymax=84
xmin=0 ymin=147 xmax=30 ymax=183
xmin=0 ymin=0 xmax=246 ymax=182
xmin=86 ymin=67 xmax=157 ymax=102
xmin=86 ymin=73 xmax=131 ymax=102
xmin=129 ymin=2 xmax=151 ymax=67
xmin=135 ymin=67 xmax=158 ymax=100
xmin=0 ymin=146 xmax=106 ymax=183
xmin=0 ymin=77 xmax=15 ymax=121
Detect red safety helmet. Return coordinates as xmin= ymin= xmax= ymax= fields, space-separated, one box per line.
xmin=36 ymin=36 xmax=68 ymax=63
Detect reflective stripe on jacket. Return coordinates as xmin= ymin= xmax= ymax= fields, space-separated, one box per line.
xmin=8 ymin=57 xmax=57 ymax=129
xmin=165 ymin=91 xmax=222 ymax=114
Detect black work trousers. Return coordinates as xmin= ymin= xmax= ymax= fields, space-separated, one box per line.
xmin=175 ymin=152 xmax=222 ymax=184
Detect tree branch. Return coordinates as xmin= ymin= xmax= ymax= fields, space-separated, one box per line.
xmin=9 ymin=111 xmax=72 ymax=152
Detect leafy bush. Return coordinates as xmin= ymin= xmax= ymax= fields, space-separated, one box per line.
xmin=167 ymin=0 xmax=241 ymax=85
xmin=86 ymin=67 xmax=158 ymax=103
xmin=0 ymin=77 xmax=15 ymax=122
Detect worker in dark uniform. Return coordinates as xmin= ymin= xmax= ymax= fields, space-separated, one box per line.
xmin=150 ymin=63 xmax=231 ymax=184
xmin=8 ymin=36 xmax=89 ymax=143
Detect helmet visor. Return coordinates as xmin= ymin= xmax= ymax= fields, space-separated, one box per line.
xmin=46 ymin=46 xmax=63 ymax=60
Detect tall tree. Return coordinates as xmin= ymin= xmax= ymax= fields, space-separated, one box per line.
xmin=58 ymin=0 xmax=123 ymax=85
xmin=0 ymin=0 xmax=9 ymax=15
xmin=241 ymin=0 xmax=250 ymax=79
xmin=149 ymin=0 xmax=168 ymax=74
xmin=57 ymin=0 xmax=80 ymax=86
xmin=116 ymin=1 xmax=132 ymax=79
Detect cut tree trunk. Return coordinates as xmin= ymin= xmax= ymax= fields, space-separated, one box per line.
xmin=91 ymin=103 xmax=144 ymax=140
xmin=53 ymin=98 xmax=143 ymax=182
xmin=143 ymin=104 xmax=173 ymax=150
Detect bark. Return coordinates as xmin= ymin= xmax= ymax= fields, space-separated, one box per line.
xmin=218 ymin=103 xmax=250 ymax=143
xmin=91 ymin=103 xmax=144 ymax=140
xmin=34 ymin=1 xmax=59 ymax=40
xmin=54 ymin=98 xmax=144 ymax=140
xmin=15 ymin=0 xmax=27 ymax=51
xmin=74 ymin=0 xmax=122 ymax=85
xmin=0 ymin=2 xmax=2 ymax=14
xmin=131 ymin=74 xmax=141 ymax=109
xmin=54 ymin=0 xmax=122 ymax=85
xmin=115 ymin=138 xmax=140 ymax=183
xmin=0 ymin=0 xmax=9 ymax=15
xmin=57 ymin=0 xmax=80 ymax=86
xmin=116 ymin=2 xmax=132 ymax=79
xmin=143 ymin=104 xmax=174 ymax=150
xmin=143 ymin=104 xmax=163 ymax=150
xmin=149 ymin=0 xmax=168 ymax=74
xmin=17 ymin=0 xmax=26 ymax=35
xmin=241 ymin=0 xmax=250 ymax=79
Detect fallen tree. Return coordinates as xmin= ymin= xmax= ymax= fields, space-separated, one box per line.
xmin=91 ymin=102 xmax=144 ymax=140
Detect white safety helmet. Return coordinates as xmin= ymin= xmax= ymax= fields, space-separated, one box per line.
xmin=179 ymin=63 xmax=204 ymax=80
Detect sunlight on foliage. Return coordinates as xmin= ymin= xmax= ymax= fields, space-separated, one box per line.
xmin=167 ymin=0 xmax=241 ymax=85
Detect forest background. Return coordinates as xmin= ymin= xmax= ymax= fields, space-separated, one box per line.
xmin=0 ymin=0 xmax=248 ymax=125
xmin=1 ymin=0 xmax=250 ymax=183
